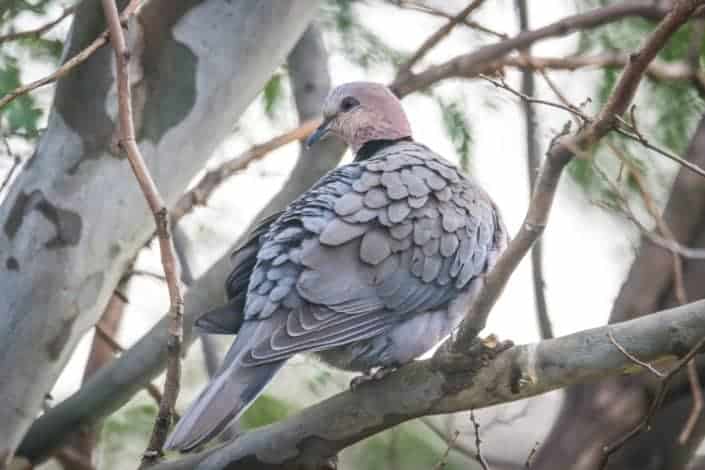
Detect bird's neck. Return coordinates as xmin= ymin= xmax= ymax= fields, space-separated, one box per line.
xmin=354 ymin=136 xmax=413 ymax=162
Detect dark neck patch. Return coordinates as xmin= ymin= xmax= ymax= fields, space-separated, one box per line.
xmin=354 ymin=136 xmax=413 ymax=162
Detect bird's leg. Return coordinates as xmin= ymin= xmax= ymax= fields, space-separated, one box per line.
xmin=349 ymin=364 xmax=399 ymax=390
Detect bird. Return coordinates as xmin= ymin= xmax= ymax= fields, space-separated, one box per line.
xmin=165 ymin=81 xmax=507 ymax=452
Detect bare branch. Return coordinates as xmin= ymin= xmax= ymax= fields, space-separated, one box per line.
xmin=0 ymin=137 xmax=21 ymax=195
xmin=470 ymin=411 xmax=491 ymax=470
xmin=0 ymin=5 xmax=76 ymax=44
xmin=396 ymin=0 xmax=486 ymax=79
xmin=170 ymin=119 xmax=320 ymax=221
xmin=500 ymin=53 xmax=705 ymax=88
xmin=608 ymin=329 xmax=666 ymax=378
xmin=451 ymin=0 xmax=705 ymax=352
xmin=93 ymin=324 xmax=166 ymax=406
xmin=147 ymin=299 xmax=705 ymax=470
xmin=100 ymin=0 xmax=184 ymax=464
xmin=515 ymin=0 xmax=552 ymax=340
xmin=432 ymin=429 xmax=460 ymax=470
xmin=391 ymin=0 xmax=697 ymax=96
xmin=392 ymin=1 xmax=507 ymax=39
xmin=0 ymin=0 xmax=142 ymax=111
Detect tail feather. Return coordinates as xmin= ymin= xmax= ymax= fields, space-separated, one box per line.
xmin=164 ymin=358 xmax=284 ymax=451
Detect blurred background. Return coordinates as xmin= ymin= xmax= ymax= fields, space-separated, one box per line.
xmin=1 ymin=0 xmax=704 ymax=469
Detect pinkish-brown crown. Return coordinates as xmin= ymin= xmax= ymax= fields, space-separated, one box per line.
xmin=321 ymin=82 xmax=412 ymax=153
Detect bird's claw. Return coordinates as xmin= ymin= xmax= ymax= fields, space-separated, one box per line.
xmin=350 ymin=366 xmax=397 ymax=391
xmin=432 ymin=334 xmax=514 ymax=394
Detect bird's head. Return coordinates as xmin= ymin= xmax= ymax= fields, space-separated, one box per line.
xmin=305 ymin=82 xmax=412 ymax=153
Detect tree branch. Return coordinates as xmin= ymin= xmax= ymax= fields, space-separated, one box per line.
xmin=451 ymin=0 xmax=704 ymax=351
xmin=396 ymin=0 xmax=486 ymax=80
xmin=499 ymin=54 xmax=705 ymax=88
xmin=146 ymin=299 xmax=705 ymax=470
xmin=515 ymin=0 xmax=552 ymax=340
xmin=0 ymin=0 xmax=141 ymax=111
xmin=0 ymin=5 xmax=76 ymax=44
xmin=391 ymin=0 xmax=700 ymax=97
xmin=100 ymin=0 xmax=184 ymax=465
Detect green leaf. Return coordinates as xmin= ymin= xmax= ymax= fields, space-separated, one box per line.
xmin=263 ymin=72 xmax=284 ymax=119
xmin=321 ymin=0 xmax=407 ymax=68
xmin=0 ymin=57 xmax=43 ymax=132
xmin=437 ymin=96 xmax=473 ymax=172
xmin=240 ymin=394 xmax=293 ymax=429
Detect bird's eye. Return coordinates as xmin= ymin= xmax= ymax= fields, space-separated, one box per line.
xmin=340 ymin=96 xmax=360 ymax=112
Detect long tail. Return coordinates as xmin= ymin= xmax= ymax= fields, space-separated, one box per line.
xmin=165 ymin=322 xmax=284 ymax=451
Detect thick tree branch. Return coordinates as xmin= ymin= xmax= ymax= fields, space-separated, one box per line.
xmin=500 ymin=54 xmax=705 ymax=88
xmin=100 ymin=0 xmax=184 ymax=464
xmin=146 ymin=300 xmax=705 ymax=470
xmin=391 ymin=0 xmax=700 ymax=97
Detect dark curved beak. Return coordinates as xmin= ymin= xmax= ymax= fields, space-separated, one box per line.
xmin=305 ymin=118 xmax=332 ymax=149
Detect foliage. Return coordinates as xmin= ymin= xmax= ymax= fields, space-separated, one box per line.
xmin=263 ymin=72 xmax=285 ymax=120
xmin=240 ymin=394 xmax=293 ymax=429
xmin=320 ymin=0 xmax=407 ymax=68
xmin=436 ymin=96 xmax=473 ymax=172
xmin=0 ymin=56 xmax=41 ymax=133
xmin=571 ymin=3 xmax=705 ymax=203
xmin=0 ymin=0 xmax=64 ymax=137
xmin=355 ymin=424 xmax=468 ymax=470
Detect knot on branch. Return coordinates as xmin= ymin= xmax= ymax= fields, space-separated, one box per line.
xmin=432 ymin=334 xmax=513 ymax=394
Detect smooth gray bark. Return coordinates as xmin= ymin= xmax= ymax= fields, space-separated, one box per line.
xmin=0 ymin=0 xmax=318 ymax=460
xmin=146 ymin=299 xmax=705 ymax=469
xmin=16 ymin=22 xmax=343 ymax=464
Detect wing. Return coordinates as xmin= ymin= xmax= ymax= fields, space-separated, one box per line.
xmin=195 ymin=211 xmax=283 ymax=334
xmin=240 ymin=142 xmax=503 ymax=366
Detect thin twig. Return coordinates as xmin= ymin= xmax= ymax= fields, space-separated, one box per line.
xmin=0 ymin=0 xmax=141 ymax=111
xmin=470 ymin=411 xmax=491 ymax=470
xmin=600 ymin=334 xmax=705 ymax=468
xmin=0 ymin=136 xmax=21 ymax=194
xmin=614 ymin=123 xmax=705 ymax=179
xmin=432 ymin=430 xmax=460 ymax=470
xmin=94 ymin=324 xmax=167 ymax=406
xmin=516 ymin=0 xmax=552 ymax=340
xmin=393 ymin=1 xmax=507 ymax=38
xmin=452 ymin=0 xmax=705 ymax=353
xmin=607 ymin=329 xmax=666 ymax=377
xmin=524 ymin=442 xmax=539 ymax=469
xmin=100 ymin=0 xmax=183 ymax=465
xmin=0 ymin=5 xmax=76 ymax=44
xmin=397 ymin=0 xmax=486 ymax=78
xmin=479 ymin=73 xmax=590 ymax=122
xmin=171 ymin=118 xmax=320 ymax=221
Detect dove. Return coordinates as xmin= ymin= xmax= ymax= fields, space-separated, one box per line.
xmin=165 ymin=82 xmax=507 ymax=451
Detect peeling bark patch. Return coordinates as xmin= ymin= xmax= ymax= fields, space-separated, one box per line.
xmin=3 ymin=190 xmax=32 ymax=238
xmin=2 ymin=190 xmax=82 ymax=248
xmin=6 ymin=257 xmax=19 ymax=271
xmin=35 ymin=197 xmax=83 ymax=249
xmin=55 ymin=1 xmax=117 ymax=174
xmin=138 ymin=0 xmax=201 ymax=143
xmin=46 ymin=315 xmax=76 ymax=361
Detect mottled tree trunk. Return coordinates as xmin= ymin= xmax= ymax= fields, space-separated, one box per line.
xmin=0 ymin=0 xmax=318 ymax=462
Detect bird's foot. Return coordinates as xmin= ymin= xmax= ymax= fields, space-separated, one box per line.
xmin=432 ymin=334 xmax=513 ymax=394
xmin=349 ymin=366 xmax=398 ymax=391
